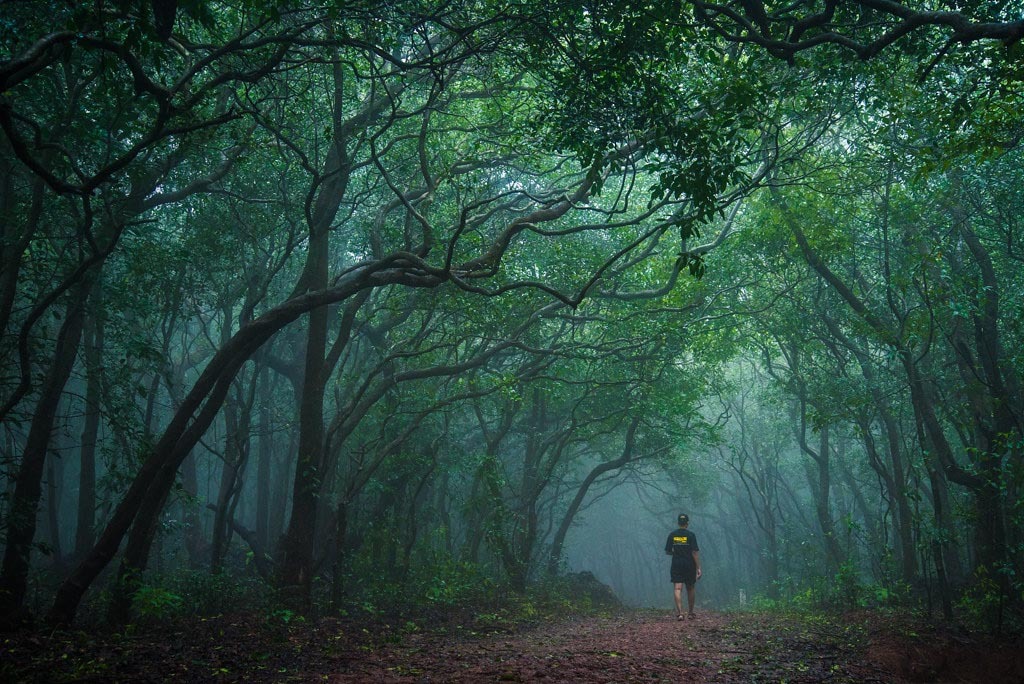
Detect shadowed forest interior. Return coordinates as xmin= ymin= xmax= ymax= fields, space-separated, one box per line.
xmin=2 ymin=1 xmax=1024 ymax=680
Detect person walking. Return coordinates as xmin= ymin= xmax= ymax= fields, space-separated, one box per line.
xmin=665 ymin=513 xmax=701 ymax=619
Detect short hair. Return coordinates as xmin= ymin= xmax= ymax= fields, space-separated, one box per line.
xmin=678 ymin=513 xmax=689 ymax=526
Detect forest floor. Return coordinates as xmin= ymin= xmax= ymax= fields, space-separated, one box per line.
xmin=3 ymin=606 xmax=1023 ymax=683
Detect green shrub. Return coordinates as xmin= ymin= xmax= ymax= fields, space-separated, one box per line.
xmin=133 ymin=585 xmax=184 ymax=620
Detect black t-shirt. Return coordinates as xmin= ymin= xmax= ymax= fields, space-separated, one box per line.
xmin=665 ymin=527 xmax=699 ymax=566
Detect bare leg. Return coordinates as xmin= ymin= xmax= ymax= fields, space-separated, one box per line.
xmin=673 ymin=583 xmax=684 ymax=616
xmin=687 ymin=584 xmax=696 ymax=616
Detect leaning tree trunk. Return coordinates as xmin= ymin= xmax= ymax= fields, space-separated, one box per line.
xmin=211 ymin=344 xmax=257 ymax=576
xmin=46 ymin=270 xmax=384 ymax=626
xmin=786 ymin=212 xmax=981 ymax=583
xmin=0 ymin=277 xmax=93 ymax=625
xmin=548 ymin=417 xmax=639 ymax=575
xmin=822 ymin=311 xmax=917 ymax=584
xmin=0 ymin=173 xmax=44 ymax=350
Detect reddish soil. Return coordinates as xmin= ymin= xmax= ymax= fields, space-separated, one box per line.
xmin=862 ymin=612 xmax=1024 ymax=684
xmin=328 ymin=611 xmax=872 ymax=682
xmin=3 ymin=609 xmax=1022 ymax=682
xmin=327 ymin=611 xmax=902 ymax=683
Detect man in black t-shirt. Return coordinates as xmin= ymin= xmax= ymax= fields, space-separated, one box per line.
xmin=664 ymin=513 xmax=702 ymax=620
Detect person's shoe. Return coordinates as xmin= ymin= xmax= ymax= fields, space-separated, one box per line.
xmin=687 ymin=612 xmax=696 ymax=620
xmin=676 ymin=613 xmax=684 ymax=621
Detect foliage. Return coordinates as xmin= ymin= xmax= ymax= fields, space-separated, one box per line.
xmin=752 ymin=566 xmax=914 ymax=615
xmin=1 ymin=0 xmax=1022 ymax=640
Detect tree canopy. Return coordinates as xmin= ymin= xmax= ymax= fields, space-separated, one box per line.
xmin=1 ymin=0 xmax=1022 ymax=633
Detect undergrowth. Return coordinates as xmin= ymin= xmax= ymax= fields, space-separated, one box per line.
xmin=62 ymin=558 xmax=619 ymax=637
xmin=743 ymin=561 xmax=1024 ymax=637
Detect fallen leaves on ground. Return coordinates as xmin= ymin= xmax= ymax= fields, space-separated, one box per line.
xmin=2 ymin=608 xmax=1021 ymax=682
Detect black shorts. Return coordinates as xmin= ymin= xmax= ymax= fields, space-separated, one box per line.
xmin=671 ymin=563 xmax=696 ymax=586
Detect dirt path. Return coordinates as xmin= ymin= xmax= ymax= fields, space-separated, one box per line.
xmin=324 ymin=611 xmax=894 ymax=682
xmin=7 ymin=609 xmax=1023 ymax=682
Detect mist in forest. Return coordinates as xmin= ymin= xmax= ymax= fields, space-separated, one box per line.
xmin=2 ymin=1 xmax=1022 ymax=647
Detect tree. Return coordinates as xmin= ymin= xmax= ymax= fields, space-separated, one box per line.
xmin=683 ymin=0 xmax=1024 ymax=62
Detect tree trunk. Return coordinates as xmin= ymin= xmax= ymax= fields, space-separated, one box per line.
xmin=509 ymin=390 xmax=545 ymax=592
xmin=180 ymin=452 xmax=206 ymax=570
xmin=255 ymin=366 xmax=272 ymax=553
xmin=74 ymin=292 xmax=104 ymax=559
xmin=45 ymin=456 xmax=64 ymax=567
xmin=812 ymin=423 xmax=842 ymax=571
xmin=0 ymin=277 xmax=92 ymax=625
xmin=926 ymin=466 xmax=954 ymax=620
xmin=276 ymin=290 xmax=329 ymax=602
xmin=210 ymin=453 xmax=240 ymax=575
xmin=793 ymin=391 xmax=842 ymax=573
xmin=785 ymin=210 xmax=979 ymax=584
xmin=276 ymin=54 xmax=351 ymax=604
xmin=211 ymin=362 xmax=254 ymax=575
xmin=859 ymin=415 xmax=916 ymax=582
xmin=821 ymin=311 xmax=917 ymax=583
xmin=548 ymin=417 xmax=639 ymax=575
xmin=0 ymin=173 xmax=43 ymax=346
xmin=269 ymin=428 xmax=296 ymax=557
xmin=47 ymin=259 xmax=399 ymax=626
xmin=329 ymin=499 xmax=349 ymax=609
xmin=105 ymin=482 xmax=172 ymax=626
xmin=400 ymin=452 xmax=436 ymax=580
xmin=49 ymin=322 xmax=273 ymax=626
xmin=953 ymin=216 xmax=1019 ymax=583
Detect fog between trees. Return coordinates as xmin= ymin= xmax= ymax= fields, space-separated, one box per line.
xmin=1 ymin=1 xmax=1023 ymax=630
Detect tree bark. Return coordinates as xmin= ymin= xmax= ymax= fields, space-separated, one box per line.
xmin=211 ymin=350 xmax=256 ymax=575
xmin=180 ymin=452 xmax=206 ymax=570
xmin=45 ymin=456 xmax=63 ymax=567
xmin=548 ymin=417 xmax=639 ymax=575
xmin=783 ymin=203 xmax=980 ymax=585
xmin=74 ymin=289 xmax=104 ymax=560
xmin=0 ymin=276 xmax=93 ymax=625
xmin=808 ymin=421 xmax=842 ymax=571
xmin=48 ymin=264 xmax=405 ymax=627
xmin=821 ymin=313 xmax=917 ymax=583
xmin=255 ymin=365 xmax=273 ymax=553
xmin=276 ymin=51 xmax=352 ymax=603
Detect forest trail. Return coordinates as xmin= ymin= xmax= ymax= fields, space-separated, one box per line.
xmin=325 ymin=609 xmax=1024 ymax=683
xmin=6 ymin=608 xmax=1023 ymax=682
xmin=326 ymin=610 xmax=936 ymax=683
xmin=332 ymin=610 xmax=827 ymax=682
